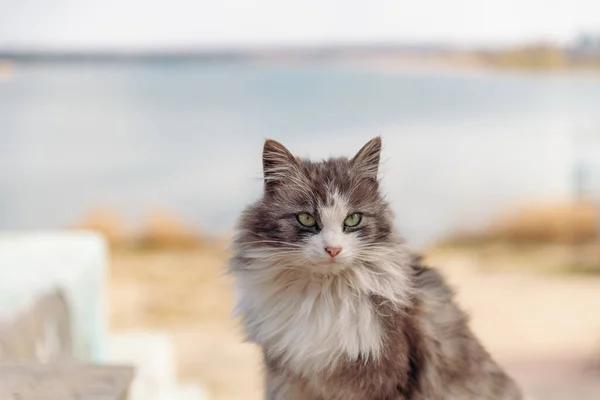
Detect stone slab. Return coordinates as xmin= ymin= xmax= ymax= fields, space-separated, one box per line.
xmin=0 ymin=363 xmax=134 ymax=400
xmin=0 ymin=289 xmax=72 ymax=362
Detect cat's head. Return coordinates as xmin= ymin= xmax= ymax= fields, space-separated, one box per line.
xmin=234 ymin=137 xmax=397 ymax=275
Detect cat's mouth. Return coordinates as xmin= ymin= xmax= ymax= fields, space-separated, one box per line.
xmin=315 ymin=256 xmax=342 ymax=265
xmin=310 ymin=258 xmax=349 ymax=274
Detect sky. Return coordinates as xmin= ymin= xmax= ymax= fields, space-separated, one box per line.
xmin=1 ymin=0 xmax=600 ymax=50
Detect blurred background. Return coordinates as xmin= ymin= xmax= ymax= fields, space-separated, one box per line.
xmin=2 ymin=1 xmax=600 ymax=399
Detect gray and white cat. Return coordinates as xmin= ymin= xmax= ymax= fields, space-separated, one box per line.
xmin=228 ymin=137 xmax=523 ymax=400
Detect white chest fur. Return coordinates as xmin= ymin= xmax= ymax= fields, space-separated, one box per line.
xmin=234 ymin=274 xmax=385 ymax=376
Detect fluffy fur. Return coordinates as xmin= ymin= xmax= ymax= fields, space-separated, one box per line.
xmin=228 ymin=137 xmax=523 ymax=400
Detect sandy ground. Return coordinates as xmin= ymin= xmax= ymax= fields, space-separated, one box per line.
xmin=109 ymin=246 xmax=600 ymax=400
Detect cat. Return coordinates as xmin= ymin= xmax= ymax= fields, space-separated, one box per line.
xmin=228 ymin=137 xmax=523 ymax=400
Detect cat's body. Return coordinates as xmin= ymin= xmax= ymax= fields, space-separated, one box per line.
xmin=229 ymin=138 xmax=522 ymax=400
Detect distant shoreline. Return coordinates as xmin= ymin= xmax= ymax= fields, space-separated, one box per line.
xmin=2 ymin=47 xmax=600 ymax=75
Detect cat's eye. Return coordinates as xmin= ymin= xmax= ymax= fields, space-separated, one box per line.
xmin=297 ymin=213 xmax=317 ymax=227
xmin=344 ymin=213 xmax=362 ymax=227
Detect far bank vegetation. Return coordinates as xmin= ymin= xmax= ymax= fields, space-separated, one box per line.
xmin=438 ymin=200 xmax=600 ymax=275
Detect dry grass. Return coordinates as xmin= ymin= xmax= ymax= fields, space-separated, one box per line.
xmin=137 ymin=211 xmax=205 ymax=250
xmin=445 ymin=201 xmax=599 ymax=246
xmin=485 ymin=201 xmax=598 ymax=245
xmin=428 ymin=242 xmax=600 ymax=275
xmin=436 ymin=201 xmax=600 ymax=275
xmin=478 ymin=43 xmax=570 ymax=70
xmin=73 ymin=208 xmax=206 ymax=250
xmin=476 ymin=43 xmax=600 ymax=71
xmin=72 ymin=207 xmax=131 ymax=247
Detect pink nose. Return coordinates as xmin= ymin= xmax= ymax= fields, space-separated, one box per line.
xmin=325 ymin=247 xmax=342 ymax=258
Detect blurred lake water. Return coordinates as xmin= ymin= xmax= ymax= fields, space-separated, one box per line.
xmin=2 ymin=62 xmax=600 ymax=245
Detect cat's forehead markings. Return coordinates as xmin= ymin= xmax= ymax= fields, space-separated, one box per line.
xmin=319 ymin=189 xmax=349 ymax=228
xmin=323 ymin=184 xmax=337 ymax=207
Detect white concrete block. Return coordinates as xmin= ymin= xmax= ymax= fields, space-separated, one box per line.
xmin=107 ymin=331 xmax=176 ymax=400
xmin=0 ymin=231 xmax=108 ymax=362
xmin=107 ymin=331 xmax=209 ymax=400
xmin=165 ymin=382 xmax=208 ymax=400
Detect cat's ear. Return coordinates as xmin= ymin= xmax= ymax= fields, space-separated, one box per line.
xmin=351 ymin=136 xmax=382 ymax=180
xmin=262 ymin=139 xmax=299 ymax=192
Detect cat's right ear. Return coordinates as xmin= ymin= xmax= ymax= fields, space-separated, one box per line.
xmin=351 ymin=136 xmax=382 ymax=181
xmin=262 ymin=139 xmax=299 ymax=193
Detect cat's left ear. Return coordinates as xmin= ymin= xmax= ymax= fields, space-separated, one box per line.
xmin=351 ymin=136 xmax=382 ymax=180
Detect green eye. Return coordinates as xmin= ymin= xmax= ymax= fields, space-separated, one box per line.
xmin=344 ymin=213 xmax=362 ymax=227
xmin=297 ymin=213 xmax=316 ymax=227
